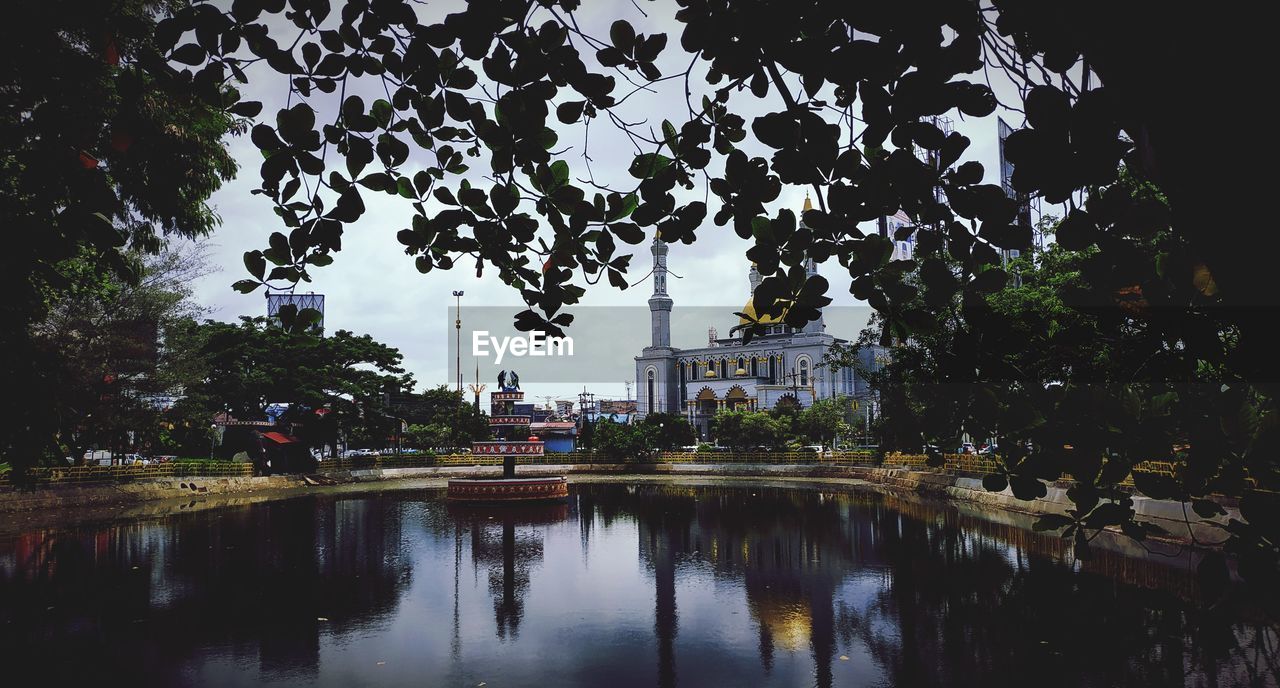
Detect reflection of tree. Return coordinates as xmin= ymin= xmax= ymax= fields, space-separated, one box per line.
xmin=578 ymin=483 xmax=1278 ymax=688
xmin=0 ymin=495 xmax=414 ymax=685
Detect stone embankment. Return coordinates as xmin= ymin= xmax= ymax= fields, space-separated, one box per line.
xmin=0 ymin=462 xmax=1237 ymax=548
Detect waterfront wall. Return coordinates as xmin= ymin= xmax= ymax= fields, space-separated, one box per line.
xmin=1 ymin=456 xmax=1235 ymax=550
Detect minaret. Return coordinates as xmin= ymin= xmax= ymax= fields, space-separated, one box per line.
xmin=802 ymin=192 xmax=818 ymax=277
xmin=799 ymin=192 xmax=825 ymax=335
xmin=648 ymin=238 xmax=673 ymax=349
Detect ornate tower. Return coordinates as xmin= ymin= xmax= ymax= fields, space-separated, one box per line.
xmin=648 ymin=238 xmax=673 ymax=349
xmin=637 ymin=237 xmax=679 ymax=420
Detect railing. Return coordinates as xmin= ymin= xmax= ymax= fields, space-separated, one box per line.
xmin=317 ymin=450 xmax=879 ymax=469
xmin=655 ymin=450 xmax=877 ymax=465
xmin=879 ymin=452 xmax=1183 ymax=486
xmin=0 ymin=461 xmax=254 ymax=487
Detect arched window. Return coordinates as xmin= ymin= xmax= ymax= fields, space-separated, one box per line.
xmin=647 ymin=368 xmax=656 ymax=413
xmin=799 ymin=358 xmax=810 ymax=387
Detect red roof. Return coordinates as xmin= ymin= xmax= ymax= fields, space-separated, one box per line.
xmin=261 ymin=431 xmax=298 ymax=444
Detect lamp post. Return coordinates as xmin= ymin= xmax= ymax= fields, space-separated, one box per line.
xmin=452 ymin=290 xmax=464 ymax=449
xmin=452 ymin=290 xmax=464 ymax=393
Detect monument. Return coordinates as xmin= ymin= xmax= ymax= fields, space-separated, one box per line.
xmin=447 ymin=370 xmax=568 ymax=502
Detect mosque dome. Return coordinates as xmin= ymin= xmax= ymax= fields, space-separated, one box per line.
xmin=738 ymin=296 xmax=790 ymax=326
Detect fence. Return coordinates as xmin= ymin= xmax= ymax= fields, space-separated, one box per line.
xmin=879 ymin=452 xmax=1183 ymax=486
xmin=0 ymin=461 xmax=254 ymax=487
xmin=655 ymin=450 xmax=877 ymax=465
xmin=317 ymin=450 xmax=878 ymax=469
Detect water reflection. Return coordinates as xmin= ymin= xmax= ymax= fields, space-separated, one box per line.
xmin=0 ymin=484 xmax=1274 ymax=687
xmin=448 ymin=502 xmax=568 ymax=640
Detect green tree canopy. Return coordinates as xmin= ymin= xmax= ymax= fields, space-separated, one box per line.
xmin=2 ymin=0 xmax=242 ymax=469
xmin=173 ymin=316 xmax=413 ymax=454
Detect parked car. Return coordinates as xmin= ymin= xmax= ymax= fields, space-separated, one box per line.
xmin=347 ymin=448 xmax=379 ymax=458
xmin=83 ymin=449 xmax=112 ymax=466
xmin=957 ymin=442 xmax=976 ymax=454
xmin=978 ymin=443 xmax=998 ymax=455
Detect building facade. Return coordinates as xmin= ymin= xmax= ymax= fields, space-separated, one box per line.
xmin=635 ymin=200 xmax=882 ymax=440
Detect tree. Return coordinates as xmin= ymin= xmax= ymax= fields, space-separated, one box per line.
xmin=593 ymin=418 xmax=652 ymax=460
xmin=712 ymin=409 xmax=789 ymax=451
xmin=1 ymin=0 xmax=242 ymax=471
xmin=177 ymin=316 xmax=413 ymax=456
xmin=27 ymin=243 xmax=214 ymax=464
xmin=797 ymin=397 xmax=850 ymax=448
xmin=404 ymin=423 xmax=451 ymax=451
xmin=639 ymin=412 xmax=695 ymax=451
xmin=393 ymin=385 xmax=490 ymax=448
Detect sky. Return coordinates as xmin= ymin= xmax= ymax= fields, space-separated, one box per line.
xmin=183 ymin=1 xmax=1039 ymax=406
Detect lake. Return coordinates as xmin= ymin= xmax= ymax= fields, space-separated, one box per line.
xmin=0 ymin=480 xmax=1274 ymax=687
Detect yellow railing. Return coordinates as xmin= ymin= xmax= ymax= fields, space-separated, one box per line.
xmin=879 ymin=452 xmax=1184 ymax=485
xmin=0 ymin=461 xmax=254 ymax=487
xmin=316 ymin=450 xmax=880 ymax=469
xmin=656 ymin=450 xmax=877 ymax=465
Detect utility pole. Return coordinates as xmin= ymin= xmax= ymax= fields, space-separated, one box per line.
xmin=578 ymin=388 xmax=596 ymax=454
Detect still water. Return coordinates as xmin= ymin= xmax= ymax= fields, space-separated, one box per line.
xmin=1 ymin=481 xmax=1275 ymax=687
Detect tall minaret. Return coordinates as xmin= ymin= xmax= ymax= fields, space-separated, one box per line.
xmin=799 ymin=192 xmax=825 ymax=335
xmin=648 ymin=238 xmax=673 ymax=349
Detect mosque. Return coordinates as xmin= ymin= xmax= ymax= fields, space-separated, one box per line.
xmin=635 ymin=197 xmax=890 ymax=440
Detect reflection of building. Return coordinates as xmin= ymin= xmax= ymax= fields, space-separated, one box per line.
xmin=635 ymin=198 xmax=882 ymax=439
xmin=450 ymin=502 xmax=568 ymax=641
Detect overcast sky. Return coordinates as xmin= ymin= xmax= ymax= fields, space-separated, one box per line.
xmin=184 ymin=1 xmax=1038 ymax=405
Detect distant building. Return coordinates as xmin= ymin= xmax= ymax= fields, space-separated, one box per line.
xmin=555 ymin=399 xmax=575 ymax=418
xmin=635 ymin=197 xmax=883 ymax=440
xmin=885 ymin=210 xmax=915 ymax=261
xmin=266 ymin=291 xmax=325 ymax=333
xmin=600 ymin=399 xmax=637 ymax=416
xmin=530 ymin=421 xmax=576 ymax=452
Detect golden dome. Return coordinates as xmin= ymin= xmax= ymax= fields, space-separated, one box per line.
xmin=705 ymin=367 xmax=718 ymax=378
xmin=735 ymin=367 xmax=747 ymax=376
xmin=739 ymin=296 xmax=789 ymax=326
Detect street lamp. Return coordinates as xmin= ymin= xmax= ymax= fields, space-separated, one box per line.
xmin=452 ymin=290 xmax=464 ymax=393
